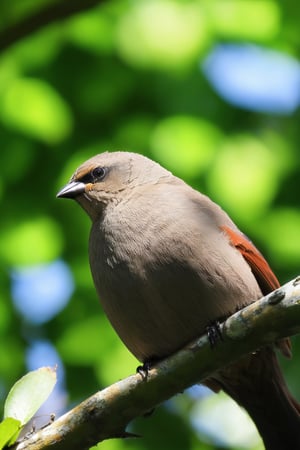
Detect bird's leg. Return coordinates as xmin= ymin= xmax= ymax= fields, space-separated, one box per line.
xmin=206 ymin=321 xmax=223 ymax=347
xmin=136 ymin=360 xmax=153 ymax=380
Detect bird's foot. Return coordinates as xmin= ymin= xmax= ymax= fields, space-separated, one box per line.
xmin=206 ymin=321 xmax=223 ymax=347
xmin=136 ymin=360 xmax=152 ymax=380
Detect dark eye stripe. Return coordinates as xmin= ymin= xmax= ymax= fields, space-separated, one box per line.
xmin=78 ymin=167 xmax=107 ymax=183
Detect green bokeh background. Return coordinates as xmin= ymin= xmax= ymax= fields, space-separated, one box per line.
xmin=1 ymin=1 xmax=300 ymax=449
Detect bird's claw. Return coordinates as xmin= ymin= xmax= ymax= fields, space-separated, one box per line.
xmin=136 ymin=361 xmax=152 ymax=380
xmin=206 ymin=321 xmax=223 ymax=347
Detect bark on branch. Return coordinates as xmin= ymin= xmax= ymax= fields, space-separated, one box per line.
xmin=0 ymin=0 xmax=102 ymax=53
xmin=14 ymin=276 xmax=300 ymax=450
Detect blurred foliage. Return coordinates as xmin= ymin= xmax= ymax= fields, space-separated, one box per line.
xmin=0 ymin=1 xmax=300 ymax=450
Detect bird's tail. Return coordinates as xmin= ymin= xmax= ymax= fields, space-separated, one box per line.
xmin=210 ymin=347 xmax=300 ymax=450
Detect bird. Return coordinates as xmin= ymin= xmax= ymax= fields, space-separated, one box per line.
xmin=57 ymin=151 xmax=300 ymax=449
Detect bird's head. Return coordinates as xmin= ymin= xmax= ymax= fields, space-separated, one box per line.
xmin=57 ymin=151 xmax=171 ymax=220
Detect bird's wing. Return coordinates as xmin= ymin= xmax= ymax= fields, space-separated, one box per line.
xmin=221 ymin=225 xmax=279 ymax=295
xmin=222 ymin=225 xmax=291 ymax=358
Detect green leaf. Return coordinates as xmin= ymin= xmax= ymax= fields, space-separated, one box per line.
xmin=4 ymin=367 xmax=57 ymax=426
xmin=0 ymin=217 xmax=63 ymax=266
xmin=208 ymin=0 xmax=279 ymax=41
xmin=0 ymin=78 xmax=73 ymax=144
xmin=0 ymin=417 xmax=21 ymax=449
xmin=116 ymin=0 xmax=209 ymax=69
xmin=150 ymin=116 xmax=221 ymax=178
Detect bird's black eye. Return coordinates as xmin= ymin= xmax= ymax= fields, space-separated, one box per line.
xmin=77 ymin=166 xmax=107 ymax=184
xmin=91 ymin=166 xmax=107 ymax=181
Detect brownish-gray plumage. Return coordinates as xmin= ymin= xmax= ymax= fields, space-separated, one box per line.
xmin=57 ymin=151 xmax=300 ymax=449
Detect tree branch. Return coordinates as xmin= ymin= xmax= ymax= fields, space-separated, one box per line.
xmin=0 ymin=0 xmax=103 ymax=53
xmin=14 ymin=276 xmax=300 ymax=450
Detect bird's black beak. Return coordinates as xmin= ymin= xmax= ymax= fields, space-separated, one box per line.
xmin=56 ymin=181 xmax=86 ymax=199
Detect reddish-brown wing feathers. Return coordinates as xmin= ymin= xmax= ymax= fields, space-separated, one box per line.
xmin=222 ymin=225 xmax=280 ymax=295
xmin=221 ymin=226 xmax=292 ymax=362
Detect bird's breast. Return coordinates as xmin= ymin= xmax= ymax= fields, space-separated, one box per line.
xmin=88 ymin=206 xmax=261 ymax=362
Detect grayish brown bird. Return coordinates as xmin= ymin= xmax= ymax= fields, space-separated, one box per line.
xmin=57 ymin=151 xmax=300 ymax=449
